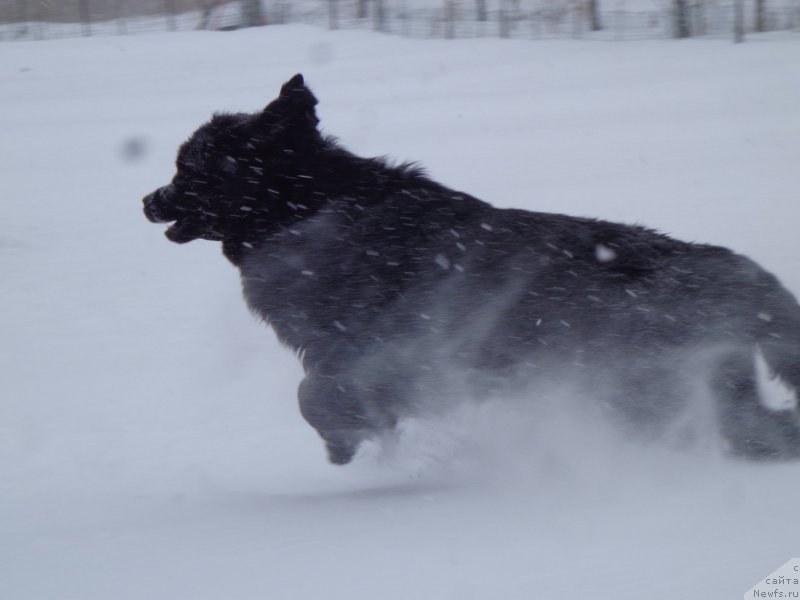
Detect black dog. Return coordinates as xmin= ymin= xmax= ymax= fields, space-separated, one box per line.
xmin=144 ymin=74 xmax=800 ymax=464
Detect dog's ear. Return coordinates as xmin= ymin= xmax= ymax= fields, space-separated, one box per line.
xmin=279 ymin=74 xmax=315 ymax=104
xmin=260 ymin=73 xmax=319 ymax=133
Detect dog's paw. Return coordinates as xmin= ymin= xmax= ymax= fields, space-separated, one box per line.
xmin=326 ymin=439 xmax=358 ymax=465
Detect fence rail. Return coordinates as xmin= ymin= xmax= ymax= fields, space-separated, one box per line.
xmin=1 ymin=0 xmax=798 ymax=42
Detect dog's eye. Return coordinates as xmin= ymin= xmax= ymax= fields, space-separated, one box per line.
xmin=178 ymin=144 xmax=209 ymax=173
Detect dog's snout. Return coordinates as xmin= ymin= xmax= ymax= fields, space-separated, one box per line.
xmin=142 ymin=186 xmax=173 ymax=223
xmin=142 ymin=191 xmax=161 ymax=223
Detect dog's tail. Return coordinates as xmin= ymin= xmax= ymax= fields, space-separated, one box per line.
xmin=714 ymin=265 xmax=800 ymax=459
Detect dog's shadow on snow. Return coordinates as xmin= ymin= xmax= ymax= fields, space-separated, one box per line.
xmin=216 ymin=476 xmax=469 ymax=516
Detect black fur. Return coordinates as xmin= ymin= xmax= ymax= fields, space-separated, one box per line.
xmin=144 ymin=74 xmax=800 ymax=465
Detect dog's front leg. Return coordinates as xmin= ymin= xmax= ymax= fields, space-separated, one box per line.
xmin=297 ymin=373 xmax=376 ymax=464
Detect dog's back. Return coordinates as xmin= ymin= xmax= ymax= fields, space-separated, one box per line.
xmin=240 ymin=164 xmax=800 ymax=462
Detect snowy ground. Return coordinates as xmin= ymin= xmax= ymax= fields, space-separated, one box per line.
xmin=2 ymin=26 xmax=800 ymax=599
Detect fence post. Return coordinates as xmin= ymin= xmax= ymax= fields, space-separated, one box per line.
xmin=587 ymin=0 xmax=602 ymax=30
xmin=78 ymin=0 xmax=92 ymax=37
xmin=241 ymin=0 xmax=266 ymax=27
xmin=733 ymin=0 xmax=745 ymax=41
xmin=499 ymin=0 xmax=510 ymax=37
xmin=16 ymin=0 xmax=27 ymax=24
xmin=754 ymin=0 xmax=765 ymax=31
xmin=398 ymin=0 xmax=410 ymax=36
xmin=164 ymin=0 xmax=177 ymax=31
xmin=15 ymin=0 xmax=28 ymax=39
xmin=116 ymin=0 xmax=128 ymax=35
xmin=328 ymin=0 xmax=339 ymax=30
xmin=672 ymin=0 xmax=691 ymax=37
xmin=476 ymin=0 xmax=487 ymax=21
xmin=571 ymin=3 xmax=583 ymax=37
xmin=444 ymin=0 xmax=455 ymax=38
xmin=271 ymin=2 xmax=283 ymax=25
xmin=374 ymin=0 xmax=386 ymax=32
xmin=694 ymin=1 xmax=707 ymax=35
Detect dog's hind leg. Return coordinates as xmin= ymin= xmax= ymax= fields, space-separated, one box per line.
xmin=708 ymin=261 xmax=800 ymax=459
xmin=713 ymin=347 xmax=800 ymax=459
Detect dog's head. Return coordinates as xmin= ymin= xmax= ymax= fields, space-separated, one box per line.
xmin=142 ymin=74 xmax=320 ymax=247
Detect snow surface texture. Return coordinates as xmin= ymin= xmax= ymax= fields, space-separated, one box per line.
xmin=2 ymin=26 xmax=800 ymax=599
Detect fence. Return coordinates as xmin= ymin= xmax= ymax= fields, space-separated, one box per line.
xmin=1 ymin=0 xmax=798 ymax=42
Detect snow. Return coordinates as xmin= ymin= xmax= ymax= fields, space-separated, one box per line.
xmin=595 ymin=243 xmax=618 ymax=263
xmin=755 ymin=346 xmax=797 ymax=411
xmin=2 ymin=25 xmax=800 ymax=599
